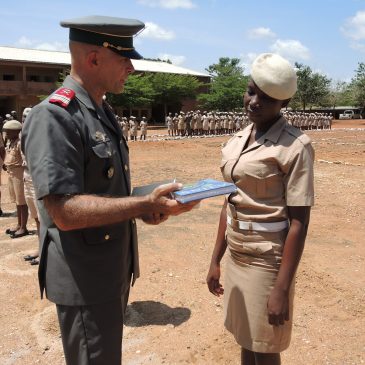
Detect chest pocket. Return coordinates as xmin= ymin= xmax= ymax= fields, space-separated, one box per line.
xmin=220 ymin=159 xmax=237 ymax=183
xmin=235 ymin=160 xmax=283 ymax=199
xmin=91 ymin=140 xmax=114 ymax=159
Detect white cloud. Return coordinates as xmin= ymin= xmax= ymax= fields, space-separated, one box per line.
xmin=247 ymin=27 xmax=276 ymax=39
xmin=158 ymin=53 xmax=186 ymax=65
xmin=14 ymin=36 xmax=68 ymax=51
xmin=270 ymin=39 xmax=310 ymax=60
xmin=350 ymin=41 xmax=365 ymax=52
xmin=240 ymin=52 xmax=258 ymax=74
xmin=35 ymin=42 xmax=68 ymax=52
xmin=16 ymin=36 xmax=33 ymax=47
xmin=137 ymin=0 xmax=196 ymax=9
xmin=341 ymin=10 xmax=365 ymax=40
xmin=140 ymin=22 xmax=175 ymax=40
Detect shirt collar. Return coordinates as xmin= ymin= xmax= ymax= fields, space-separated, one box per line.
xmin=235 ymin=116 xmax=286 ymax=144
xmin=264 ymin=116 xmax=286 ymax=144
xmin=63 ymin=75 xmax=96 ymax=111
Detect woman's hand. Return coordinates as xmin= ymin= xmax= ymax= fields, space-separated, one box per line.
xmin=267 ymin=288 xmax=289 ymax=326
xmin=206 ymin=262 xmax=224 ymax=297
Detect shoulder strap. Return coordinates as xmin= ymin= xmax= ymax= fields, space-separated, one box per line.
xmin=49 ymin=88 xmax=75 ymax=108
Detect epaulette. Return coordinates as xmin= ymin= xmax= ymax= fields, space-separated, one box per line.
xmin=49 ymin=88 xmax=75 ymax=108
xmin=285 ymin=124 xmax=312 ymax=145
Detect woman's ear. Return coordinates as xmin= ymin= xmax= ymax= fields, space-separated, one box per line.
xmin=281 ymin=98 xmax=291 ymax=108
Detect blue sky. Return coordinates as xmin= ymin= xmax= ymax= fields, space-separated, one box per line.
xmin=1 ymin=0 xmax=364 ymax=82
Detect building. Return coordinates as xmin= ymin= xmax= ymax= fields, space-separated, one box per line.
xmin=0 ymin=46 xmax=210 ymax=122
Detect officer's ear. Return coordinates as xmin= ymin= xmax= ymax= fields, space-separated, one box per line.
xmin=87 ymin=51 xmax=99 ymax=68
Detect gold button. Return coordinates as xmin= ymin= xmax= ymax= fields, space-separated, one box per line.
xmin=105 ymin=234 xmax=110 ymax=240
xmin=107 ymin=166 xmax=114 ymax=179
xmin=124 ymin=164 xmax=128 ymax=171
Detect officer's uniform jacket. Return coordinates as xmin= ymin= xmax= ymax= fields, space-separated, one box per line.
xmin=22 ymin=76 xmax=139 ymax=306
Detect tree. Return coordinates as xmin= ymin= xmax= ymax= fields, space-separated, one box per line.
xmin=107 ymin=74 xmax=156 ymax=110
xmin=292 ymin=63 xmax=331 ymax=110
xmin=351 ymin=62 xmax=365 ymax=107
xmin=150 ymin=73 xmax=202 ymax=117
xmin=325 ymin=80 xmax=355 ymax=108
xmin=198 ymin=57 xmax=248 ymax=111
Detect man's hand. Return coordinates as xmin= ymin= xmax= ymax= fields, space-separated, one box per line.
xmin=148 ymin=183 xmax=200 ymax=216
xmin=140 ymin=212 xmax=168 ymax=225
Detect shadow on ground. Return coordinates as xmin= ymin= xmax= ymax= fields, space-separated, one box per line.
xmin=125 ymin=300 xmax=191 ymax=327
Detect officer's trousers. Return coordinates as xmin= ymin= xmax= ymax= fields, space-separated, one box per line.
xmin=56 ymin=289 xmax=130 ymax=365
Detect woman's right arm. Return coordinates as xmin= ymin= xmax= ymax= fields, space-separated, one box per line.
xmin=206 ymin=198 xmax=228 ymax=297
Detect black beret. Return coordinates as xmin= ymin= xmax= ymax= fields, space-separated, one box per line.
xmin=60 ymin=15 xmax=145 ymax=59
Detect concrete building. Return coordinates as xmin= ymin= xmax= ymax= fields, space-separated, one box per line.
xmin=0 ymin=46 xmax=209 ymax=122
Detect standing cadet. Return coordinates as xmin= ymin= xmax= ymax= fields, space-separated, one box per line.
xmin=129 ymin=115 xmax=138 ymax=141
xmin=139 ymin=116 xmax=148 ymax=140
xmin=22 ymin=15 xmax=198 ymax=365
xmin=120 ymin=116 xmax=129 ymax=141
xmin=0 ymin=117 xmax=5 ymax=216
xmin=166 ymin=112 xmax=173 ymax=136
xmin=3 ymin=120 xmax=29 ymax=238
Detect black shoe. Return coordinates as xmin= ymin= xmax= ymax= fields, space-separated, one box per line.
xmin=30 ymin=258 xmax=39 ymax=265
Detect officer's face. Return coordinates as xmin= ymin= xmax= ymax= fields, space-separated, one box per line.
xmin=244 ymin=79 xmax=288 ymax=127
xmin=100 ymin=49 xmax=134 ymax=94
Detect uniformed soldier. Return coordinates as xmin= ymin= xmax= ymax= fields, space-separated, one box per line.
xmin=129 ymin=115 xmax=138 ymax=141
xmin=207 ymin=53 xmax=314 ymax=365
xmin=166 ymin=112 xmax=173 ymax=137
xmin=0 ymin=115 xmax=5 ymax=216
xmin=22 ymin=15 xmax=198 ymax=365
xmin=139 ymin=116 xmax=148 ymax=140
xmin=3 ymin=120 xmax=29 ymax=238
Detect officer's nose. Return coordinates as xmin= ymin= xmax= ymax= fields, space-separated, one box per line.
xmin=126 ymin=59 xmax=135 ymax=74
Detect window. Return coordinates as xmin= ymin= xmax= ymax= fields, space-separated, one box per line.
xmin=3 ymin=74 xmax=15 ymax=81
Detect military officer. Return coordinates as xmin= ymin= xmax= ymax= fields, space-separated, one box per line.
xmin=22 ymin=15 xmax=198 ymax=365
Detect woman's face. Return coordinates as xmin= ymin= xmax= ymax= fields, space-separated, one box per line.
xmin=243 ymin=79 xmax=288 ymax=128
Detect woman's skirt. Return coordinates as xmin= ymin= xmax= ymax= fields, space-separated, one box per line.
xmin=224 ymin=225 xmax=295 ymax=353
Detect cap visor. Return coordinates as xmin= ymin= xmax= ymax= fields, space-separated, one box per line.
xmin=119 ymin=49 xmax=143 ymax=60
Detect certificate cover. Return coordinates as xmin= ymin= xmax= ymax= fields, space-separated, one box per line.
xmin=132 ymin=180 xmax=175 ymax=196
xmin=171 ymin=179 xmax=237 ymax=203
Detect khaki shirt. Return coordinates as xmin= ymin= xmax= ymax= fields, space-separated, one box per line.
xmin=4 ymin=138 xmax=23 ymax=167
xmin=221 ymin=116 xmax=314 ymax=222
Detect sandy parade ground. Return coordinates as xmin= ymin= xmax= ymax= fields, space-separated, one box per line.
xmin=0 ymin=120 xmax=364 ymax=365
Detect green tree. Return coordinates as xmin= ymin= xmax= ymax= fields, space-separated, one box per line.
xmin=292 ymin=63 xmax=331 ymax=110
xmin=150 ymin=73 xmax=202 ymax=116
xmin=351 ymin=62 xmax=365 ymax=107
xmin=325 ymin=80 xmax=355 ymax=108
xmin=107 ymin=74 xmax=156 ymax=110
xmin=198 ymin=57 xmax=248 ymax=111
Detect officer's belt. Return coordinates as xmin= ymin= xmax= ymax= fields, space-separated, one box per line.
xmin=227 ymin=216 xmax=288 ymax=232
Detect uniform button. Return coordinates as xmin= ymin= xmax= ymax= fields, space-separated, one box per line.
xmin=107 ymin=166 xmax=114 ymax=179
xmin=124 ymin=164 xmax=128 ymax=171
xmin=105 ymin=234 xmax=110 ymax=240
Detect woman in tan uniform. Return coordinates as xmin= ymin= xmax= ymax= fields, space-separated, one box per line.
xmin=206 ymin=53 xmax=314 ymax=365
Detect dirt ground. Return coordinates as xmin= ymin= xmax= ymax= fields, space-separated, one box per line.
xmin=0 ymin=120 xmax=364 ymax=365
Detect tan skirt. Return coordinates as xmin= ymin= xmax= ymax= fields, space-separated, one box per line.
xmin=224 ymin=225 xmax=295 ymax=353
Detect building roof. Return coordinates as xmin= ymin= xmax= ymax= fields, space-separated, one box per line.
xmin=0 ymin=46 xmax=209 ymax=78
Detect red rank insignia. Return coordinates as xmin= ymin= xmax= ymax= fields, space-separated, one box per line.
xmin=49 ymin=88 xmax=75 ymax=107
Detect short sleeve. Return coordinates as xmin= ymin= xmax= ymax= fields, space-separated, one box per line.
xmin=22 ymin=103 xmax=84 ymax=200
xmin=284 ymin=142 xmax=315 ymax=206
